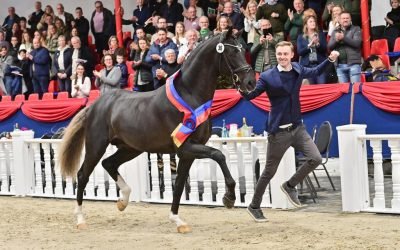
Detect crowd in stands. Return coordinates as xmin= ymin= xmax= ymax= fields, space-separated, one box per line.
xmin=0 ymin=0 xmax=399 ymax=100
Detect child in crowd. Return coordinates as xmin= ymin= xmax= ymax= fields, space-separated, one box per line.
xmin=115 ymin=53 xmax=128 ymax=89
xmin=16 ymin=49 xmax=33 ymax=98
xmin=70 ymin=63 xmax=91 ymax=98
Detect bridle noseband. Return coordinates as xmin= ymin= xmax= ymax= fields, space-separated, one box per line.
xmin=217 ymin=35 xmax=252 ymax=91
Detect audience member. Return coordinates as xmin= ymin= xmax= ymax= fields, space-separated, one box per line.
xmin=384 ymin=0 xmax=400 ymax=51
xmin=55 ymin=4 xmax=74 ymax=32
xmin=9 ymin=36 xmax=19 ymax=64
xmin=198 ymin=16 xmax=211 ymax=41
xmin=90 ymin=1 xmax=114 ymax=56
xmin=256 ymin=0 xmax=288 ymax=33
xmin=54 ymin=35 xmax=72 ymax=94
xmin=328 ymin=11 xmax=362 ymax=83
xmin=220 ymin=1 xmax=244 ymax=32
xmin=28 ymin=1 xmax=44 ymax=31
xmin=3 ymin=7 xmax=20 ymax=36
xmin=70 ymin=36 xmax=93 ymax=78
xmin=184 ymin=6 xmax=200 ymax=31
xmin=155 ymin=49 xmax=181 ymax=88
xmin=94 ymin=53 xmax=122 ymax=93
xmin=71 ymin=63 xmax=91 ymax=98
xmin=243 ymin=0 xmax=259 ymax=49
xmin=159 ymin=0 xmax=184 ymax=33
xmin=172 ymin=22 xmax=187 ymax=48
xmin=19 ymin=32 xmax=32 ymax=53
xmin=72 ymin=7 xmax=90 ymax=46
xmin=177 ymin=29 xmax=199 ymax=64
xmin=327 ymin=5 xmax=343 ymax=38
xmin=150 ymin=18 xmax=175 ymax=43
xmin=284 ymin=0 xmax=304 ymax=45
xmin=54 ymin=18 xmax=67 ymax=38
xmin=46 ymin=24 xmax=59 ymax=56
xmin=0 ymin=46 xmax=13 ymax=96
xmin=115 ymin=53 xmax=128 ymax=88
xmin=132 ymin=0 xmax=153 ymax=29
xmin=133 ymin=38 xmax=154 ymax=92
xmin=16 ymin=49 xmax=33 ymax=97
xmin=28 ymin=38 xmax=51 ymax=96
xmin=19 ymin=17 xmax=31 ymax=37
xmin=214 ymin=16 xmax=232 ymax=34
xmin=0 ymin=31 xmax=10 ymax=50
xmin=297 ymin=15 xmax=328 ymax=84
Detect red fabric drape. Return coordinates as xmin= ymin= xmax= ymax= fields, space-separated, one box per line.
xmin=249 ymin=83 xmax=350 ymax=113
xmin=211 ymin=89 xmax=242 ymax=117
xmin=360 ymin=82 xmax=400 ymax=114
xmin=0 ymin=102 xmax=22 ymax=121
xmin=22 ymin=99 xmax=87 ymax=122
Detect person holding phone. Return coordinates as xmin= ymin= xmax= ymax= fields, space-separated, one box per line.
xmin=251 ymin=19 xmax=284 ymax=75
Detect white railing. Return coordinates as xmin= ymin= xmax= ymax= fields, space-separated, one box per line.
xmin=337 ymin=125 xmax=400 ymax=214
xmin=0 ymin=131 xmax=296 ymax=209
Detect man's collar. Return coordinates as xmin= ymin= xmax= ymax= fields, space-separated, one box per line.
xmin=277 ymin=64 xmax=293 ymax=72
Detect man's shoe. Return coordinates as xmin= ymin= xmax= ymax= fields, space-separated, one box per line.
xmin=280 ymin=181 xmax=302 ymax=208
xmin=247 ymin=205 xmax=268 ymax=222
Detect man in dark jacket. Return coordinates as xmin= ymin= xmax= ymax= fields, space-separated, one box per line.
xmin=154 ymin=49 xmax=181 ymax=88
xmin=28 ymin=1 xmax=44 ymax=31
xmin=70 ymin=36 xmax=94 ymax=78
xmin=90 ymin=1 xmax=114 ymax=56
xmin=2 ymin=7 xmax=20 ymax=38
xmin=73 ymin=7 xmax=90 ymax=46
xmin=55 ymin=4 xmax=75 ymax=32
xmin=28 ymin=38 xmax=51 ymax=97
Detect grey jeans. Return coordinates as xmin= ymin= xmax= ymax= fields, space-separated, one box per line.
xmin=250 ymin=124 xmax=322 ymax=208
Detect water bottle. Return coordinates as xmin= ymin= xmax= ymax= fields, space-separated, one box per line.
xmin=222 ymin=119 xmax=228 ymax=137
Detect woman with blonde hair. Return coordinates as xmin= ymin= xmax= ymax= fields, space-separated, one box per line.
xmin=327 ymin=5 xmax=343 ymax=37
xmin=172 ymin=22 xmax=187 ymax=48
xmin=243 ymin=0 xmax=259 ymax=47
xmin=214 ymin=16 xmax=232 ymax=34
xmin=46 ymin=24 xmax=59 ymax=56
xmin=297 ymin=15 xmax=328 ymax=84
xmin=33 ymin=30 xmax=47 ymax=48
xmin=71 ymin=63 xmax=91 ymax=98
xmin=19 ymin=32 xmax=33 ymax=53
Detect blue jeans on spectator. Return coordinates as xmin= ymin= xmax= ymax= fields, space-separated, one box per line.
xmin=306 ymin=63 xmax=327 ymax=84
xmin=4 ymin=75 xmax=13 ymax=96
xmin=32 ymin=75 xmax=49 ymax=96
xmin=336 ymin=63 xmax=361 ymax=83
xmin=58 ymin=77 xmax=71 ymax=94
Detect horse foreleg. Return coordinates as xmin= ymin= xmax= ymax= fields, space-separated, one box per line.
xmin=169 ymin=157 xmax=194 ymax=233
xmin=177 ymin=143 xmax=236 ymax=208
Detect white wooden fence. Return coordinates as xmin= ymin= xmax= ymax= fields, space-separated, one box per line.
xmin=337 ymin=125 xmax=400 ymax=214
xmin=0 ymin=131 xmax=296 ymax=209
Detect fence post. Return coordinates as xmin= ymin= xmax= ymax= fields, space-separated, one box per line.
xmin=337 ymin=124 xmax=369 ymax=212
xmin=11 ymin=130 xmax=34 ymax=196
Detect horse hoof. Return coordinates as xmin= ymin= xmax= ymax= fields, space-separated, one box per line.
xmin=177 ymin=224 xmax=192 ymax=234
xmin=223 ymin=195 xmax=235 ymax=209
xmin=76 ymin=223 xmax=88 ymax=230
xmin=117 ymin=200 xmax=127 ymax=211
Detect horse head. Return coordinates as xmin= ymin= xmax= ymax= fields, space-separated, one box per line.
xmin=217 ymin=28 xmax=256 ymax=92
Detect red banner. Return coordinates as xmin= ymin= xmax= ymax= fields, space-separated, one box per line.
xmin=211 ymin=89 xmax=242 ymax=117
xmin=360 ymin=82 xmax=400 ymax=114
xmin=0 ymin=102 xmax=22 ymax=121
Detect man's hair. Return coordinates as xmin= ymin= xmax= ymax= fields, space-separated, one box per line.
xmin=275 ymin=41 xmax=294 ymax=52
xmin=340 ymin=11 xmax=351 ymax=17
xmin=76 ymin=7 xmax=83 ymax=12
xmin=157 ymin=27 xmax=168 ymax=33
xmin=164 ymin=49 xmax=176 ymax=57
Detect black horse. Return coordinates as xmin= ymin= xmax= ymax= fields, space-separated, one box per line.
xmin=58 ymin=29 xmax=256 ymax=233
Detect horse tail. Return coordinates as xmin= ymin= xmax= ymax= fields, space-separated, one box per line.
xmin=58 ymin=107 xmax=88 ymax=178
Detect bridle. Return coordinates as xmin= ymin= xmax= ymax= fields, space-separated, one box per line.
xmin=217 ymin=35 xmax=252 ymax=91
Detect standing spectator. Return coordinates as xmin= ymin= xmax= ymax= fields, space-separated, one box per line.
xmin=297 ymin=15 xmax=328 ymax=84
xmin=37 ymin=6 xmax=55 ymax=32
xmin=322 ymin=0 xmax=368 ymax=28
xmin=243 ymin=0 xmax=259 ymax=49
xmin=172 ymin=22 xmax=187 ymax=48
xmin=54 ymin=35 xmax=72 ymax=94
xmin=256 ymin=0 xmax=288 ymax=33
xmin=187 ymin=0 xmax=204 ymax=17
xmin=150 ymin=18 xmax=175 ymax=43
xmin=115 ymin=53 xmax=128 ymax=89
xmin=0 ymin=31 xmax=10 ymax=50
xmin=70 ymin=36 xmax=93 ymax=78
xmin=129 ymin=28 xmax=152 ymax=61
xmin=16 ymin=49 xmax=33 ymax=97
xmin=46 ymin=24 xmax=59 ymax=57
xmin=146 ymin=28 xmax=179 ymax=88
xmin=71 ymin=63 xmax=91 ymax=98
xmin=327 ymin=11 xmax=362 ymax=83
xmin=133 ymin=38 xmax=154 ymax=92
xmin=106 ymin=36 xmax=121 ymax=55
xmin=33 ymin=30 xmax=46 ymax=48
xmin=159 ymin=0 xmax=185 ymax=33
xmin=28 ymin=1 xmax=44 ymax=31
xmin=9 ymin=36 xmax=19 ymax=64
xmin=19 ymin=18 xmax=31 ymax=37
xmin=327 ymin=5 xmax=343 ymax=38
xmin=198 ymin=16 xmax=211 ymax=41
xmin=37 ymin=14 xmax=54 ymax=36
xmin=19 ymin=32 xmax=33 ymax=53
xmin=90 ymin=1 xmax=114 ymax=56
xmin=155 ymin=49 xmax=181 ymax=87
xmin=284 ymin=0 xmax=305 ymax=45
xmin=94 ymin=53 xmax=122 ymax=93
xmin=132 ymin=0 xmax=153 ymax=29
xmin=220 ymin=2 xmax=244 ymax=32
xmin=184 ymin=6 xmax=200 ymax=31
xmin=28 ymin=38 xmax=51 ymax=97
xmin=214 ymin=16 xmax=232 ymax=34
xmin=201 ymin=0 xmax=219 ymax=30
xmin=72 ymin=7 xmax=90 ymax=46
xmin=251 ymin=19 xmax=283 ymax=74
xmin=177 ymin=29 xmax=199 ymax=64
xmin=54 ymin=18 xmax=67 ymax=38
xmin=384 ymin=0 xmax=400 ymax=52
xmin=143 ymin=15 xmax=160 ymax=35
xmin=0 ymin=46 xmax=13 ymax=96
xmin=3 ymin=7 xmax=20 ymax=40
xmin=55 ymin=4 xmax=74 ymax=32
xmin=9 ymin=23 xmax=22 ymax=43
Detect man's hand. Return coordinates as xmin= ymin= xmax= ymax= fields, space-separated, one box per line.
xmin=328 ymin=50 xmax=340 ymax=62
xmin=287 ymin=9 xmax=294 ymax=21
xmin=335 ymin=32 xmax=344 ymax=41
xmin=151 ymin=54 xmax=161 ymax=61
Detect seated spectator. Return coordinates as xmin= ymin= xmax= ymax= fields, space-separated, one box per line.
xmin=328 ymin=11 xmax=362 ymax=83
xmin=71 ymin=63 xmax=91 ymax=98
xmin=384 ymin=0 xmax=400 ymax=51
xmin=177 ymin=29 xmax=199 ymax=64
xmin=28 ymin=38 xmax=51 ymax=97
xmin=214 ymin=16 xmax=232 ymax=34
xmin=327 ymin=5 xmax=343 ymax=38
xmin=105 ymin=35 xmax=120 ymax=55
xmin=362 ymin=54 xmax=399 ymax=82
xmin=284 ymin=0 xmax=305 ymax=45
xmin=256 ymin=0 xmax=287 ymax=34
xmin=0 ymin=46 xmax=13 ymax=96
xmin=133 ymin=38 xmax=154 ymax=92
xmin=251 ymin=19 xmax=284 ymax=73
xmin=198 ymin=16 xmax=211 ymax=41
xmin=54 ymin=35 xmax=72 ymax=94
xmin=297 ymin=15 xmax=328 ymax=84
xmin=172 ymin=22 xmax=187 ymax=48
xmin=243 ymin=0 xmax=259 ymax=49
xmin=159 ymin=0 xmax=184 ymax=33
xmin=115 ymin=53 xmax=128 ymax=88
xmin=154 ymin=49 xmax=181 ymax=88
xmin=184 ymin=6 xmax=200 ymax=31
xmin=94 ymin=53 xmax=122 ymax=93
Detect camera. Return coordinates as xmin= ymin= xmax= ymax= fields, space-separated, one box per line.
xmin=262 ymin=28 xmax=273 ymax=37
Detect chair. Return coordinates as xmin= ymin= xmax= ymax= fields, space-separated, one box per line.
xmin=48 ymin=80 xmax=58 ymax=92
xmin=42 ymin=92 xmax=54 ymax=100
xmin=125 ymin=74 xmax=135 ymax=90
xmin=312 ymin=121 xmax=336 ymax=190
xmin=57 ymin=92 xmax=69 ymax=99
xmin=126 ymin=61 xmax=135 ymax=75
xmin=371 ymin=39 xmax=389 ymax=56
xmin=394 ymin=37 xmax=400 ymax=52
xmin=123 ymin=31 xmax=132 ymax=41
xmin=88 ymin=35 xmax=93 ymax=45
xmin=14 ymin=94 xmax=25 ymax=102
xmin=28 ymin=93 xmax=39 ymax=101
xmin=1 ymin=96 xmax=11 ymax=102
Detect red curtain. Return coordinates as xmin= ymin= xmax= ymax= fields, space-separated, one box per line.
xmin=211 ymin=89 xmax=242 ymax=117
xmin=249 ymin=83 xmax=350 ymax=113
xmin=360 ymin=82 xmax=400 ymax=114
xmin=0 ymin=102 xmax=22 ymax=121
xmin=22 ymin=99 xmax=87 ymax=122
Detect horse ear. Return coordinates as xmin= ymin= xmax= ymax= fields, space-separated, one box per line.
xmin=234 ymin=29 xmax=243 ymax=39
xmin=225 ymin=27 xmax=233 ymax=39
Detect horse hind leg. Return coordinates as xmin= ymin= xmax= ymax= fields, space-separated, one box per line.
xmin=102 ymin=147 xmax=142 ymax=211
